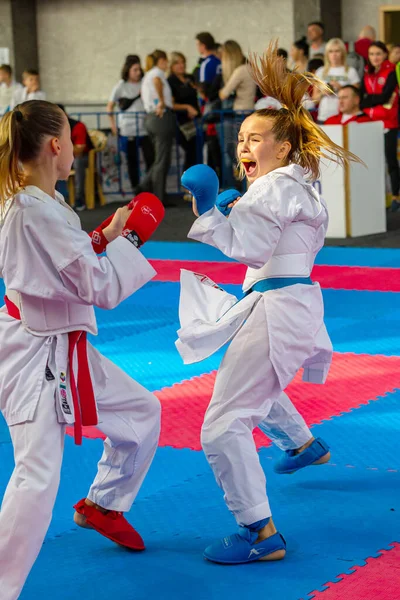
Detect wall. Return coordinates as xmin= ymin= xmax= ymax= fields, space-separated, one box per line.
xmin=36 ymin=0 xmax=294 ymax=103
xmin=342 ymin=0 xmax=399 ymax=41
xmin=0 ymin=0 xmax=14 ymax=67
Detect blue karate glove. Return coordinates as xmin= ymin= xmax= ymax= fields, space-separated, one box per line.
xmin=216 ymin=189 xmax=241 ymax=216
xmin=181 ymin=164 xmax=219 ymax=215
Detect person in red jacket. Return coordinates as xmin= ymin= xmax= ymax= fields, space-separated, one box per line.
xmin=325 ymin=85 xmax=372 ymax=124
xmin=354 ymin=26 xmax=376 ymax=62
xmin=360 ymin=41 xmax=400 ymax=210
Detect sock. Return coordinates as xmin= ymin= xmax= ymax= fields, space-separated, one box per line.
xmin=247 ymin=517 xmax=270 ymax=532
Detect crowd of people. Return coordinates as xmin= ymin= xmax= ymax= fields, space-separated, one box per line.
xmin=0 ymin=22 xmax=399 ymax=209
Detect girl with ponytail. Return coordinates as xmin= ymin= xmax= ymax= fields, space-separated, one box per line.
xmin=179 ymin=43 xmax=362 ymax=565
xmin=0 ymin=101 xmax=162 ymax=597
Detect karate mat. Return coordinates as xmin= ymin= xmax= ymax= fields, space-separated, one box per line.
xmin=0 ymin=242 xmax=399 ymax=600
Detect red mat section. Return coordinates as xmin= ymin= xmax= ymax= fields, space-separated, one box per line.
xmin=309 ymin=542 xmax=400 ymax=599
xmin=68 ymin=353 xmax=400 ymax=449
xmin=150 ymin=260 xmax=400 ymax=292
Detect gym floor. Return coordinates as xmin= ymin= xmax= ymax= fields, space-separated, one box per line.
xmin=0 ymin=237 xmax=399 ymax=600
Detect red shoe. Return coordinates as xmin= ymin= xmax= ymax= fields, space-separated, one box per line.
xmin=73 ymin=498 xmax=145 ymax=550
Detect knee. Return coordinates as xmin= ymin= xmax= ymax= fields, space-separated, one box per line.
xmin=201 ymin=416 xmax=231 ymax=455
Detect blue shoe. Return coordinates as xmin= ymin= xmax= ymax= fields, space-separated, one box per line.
xmin=203 ymin=527 xmax=286 ymax=565
xmin=274 ymin=437 xmax=330 ymax=475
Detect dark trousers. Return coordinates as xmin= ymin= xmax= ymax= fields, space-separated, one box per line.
xmin=177 ymin=129 xmax=198 ymax=172
xmin=140 ymin=110 xmax=176 ymax=204
xmin=384 ymin=128 xmax=400 ymax=197
xmin=206 ymin=134 xmax=222 ymax=181
xmin=74 ymin=154 xmax=88 ymax=206
xmin=126 ymin=136 xmax=154 ymax=189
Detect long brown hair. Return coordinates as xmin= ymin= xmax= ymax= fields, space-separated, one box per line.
xmin=221 ymin=40 xmax=245 ymax=83
xmin=0 ymin=101 xmax=65 ymax=211
xmin=121 ymin=54 xmax=143 ymax=81
xmin=248 ymin=41 xmax=362 ymax=180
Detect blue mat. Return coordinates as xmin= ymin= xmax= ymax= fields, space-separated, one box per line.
xmin=1 ymin=246 xmax=400 ymax=600
xmin=20 ymin=452 xmax=400 ymax=600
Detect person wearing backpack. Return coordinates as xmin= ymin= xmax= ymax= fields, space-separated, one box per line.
xmin=107 ymin=55 xmax=154 ymax=191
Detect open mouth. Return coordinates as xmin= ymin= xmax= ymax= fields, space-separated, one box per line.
xmin=241 ymin=159 xmax=257 ymax=177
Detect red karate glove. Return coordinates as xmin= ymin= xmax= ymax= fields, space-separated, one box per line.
xmin=122 ymin=193 xmax=165 ymax=248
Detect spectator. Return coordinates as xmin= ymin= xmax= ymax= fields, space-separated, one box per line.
xmin=0 ymin=65 xmax=23 ymax=116
xmin=290 ymin=37 xmax=309 ymax=72
xmin=324 ymin=85 xmax=371 ymax=124
xmin=217 ymin=40 xmax=256 ymax=187
xmin=308 ymin=21 xmax=326 ymax=58
xmin=313 ymin=38 xmax=360 ymax=123
xmin=307 ymin=57 xmax=324 ymax=73
xmin=195 ymin=32 xmax=222 ymax=178
xmin=389 ymin=45 xmax=400 ymax=66
xmin=107 ymin=54 xmax=154 ymax=192
xmin=219 ymin=40 xmax=256 ymax=110
xmin=57 ymin=104 xmax=94 ymax=211
xmin=195 ymin=32 xmax=222 ymax=96
xmin=277 ymin=48 xmax=288 ymax=62
xmin=168 ymin=51 xmax=199 ymax=171
xmin=360 ymin=41 xmax=399 ymax=211
xmin=355 ymin=25 xmax=376 ymax=62
xmin=10 ymin=69 xmax=46 ymax=108
xmin=139 ymin=50 xmax=176 ymax=205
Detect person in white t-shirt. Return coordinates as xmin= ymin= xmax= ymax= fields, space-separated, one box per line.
xmin=10 ymin=69 xmax=46 ymax=109
xmin=138 ymin=50 xmax=176 ymax=205
xmin=107 ymin=55 xmax=154 ymax=191
xmin=0 ymin=64 xmax=23 ymax=116
xmin=313 ymin=38 xmax=360 ymax=123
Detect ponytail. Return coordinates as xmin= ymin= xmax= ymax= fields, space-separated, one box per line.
xmin=248 ymin=41 xmax=363 ymax=180
xmin=0 ymin=110 xmax=24 ymax=214
xmin=0 ymin=101 xmax=65 ymax=214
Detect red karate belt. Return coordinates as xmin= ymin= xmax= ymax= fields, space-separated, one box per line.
xmin=4 ymin=295 xmax=98 ymax=445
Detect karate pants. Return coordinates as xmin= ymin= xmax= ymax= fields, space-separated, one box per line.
xmin=201 ymin=300 xmax=312 ymax=526
xmin=0 ymin=344 xmax=160 ymax=600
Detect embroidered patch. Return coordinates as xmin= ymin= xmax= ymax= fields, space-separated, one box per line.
xmin=193 ymin=272 xmax=224 ymax=291
xmin=45 ymin=365 xmax=55 ymax=381
xmin=61 ymin=397 xmax=72 ymax=415
xmin=91 ymin=230 xmax=102 ymax=245
xmin=59 ymin=371 xmax=71 ymax=414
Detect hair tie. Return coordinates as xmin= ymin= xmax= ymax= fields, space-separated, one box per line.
xmin=14 ymin=110 xmax=23 ymax=122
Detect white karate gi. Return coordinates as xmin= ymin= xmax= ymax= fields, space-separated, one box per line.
xmin=176 ymin=164 xmax=333 ymax=526
xmin=0 ymin=186 xmax=161 ymax=600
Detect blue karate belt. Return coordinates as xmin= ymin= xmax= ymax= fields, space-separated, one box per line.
xmin=248 ymin=276 xmax=313 ymax=294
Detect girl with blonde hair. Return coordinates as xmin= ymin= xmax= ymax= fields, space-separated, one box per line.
xmin=313 ymin=37 xmax=360 ymax=123
xmin=168 ymin=51 xmax=199 ymax=171
xmin=0 ymin=100 xmax=163 ymax=597
xmin=179 ymin=42 xmax=362 ymax=565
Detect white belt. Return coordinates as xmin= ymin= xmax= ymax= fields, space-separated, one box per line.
xmin=243 ymin=254 xmax=311 ymax=292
